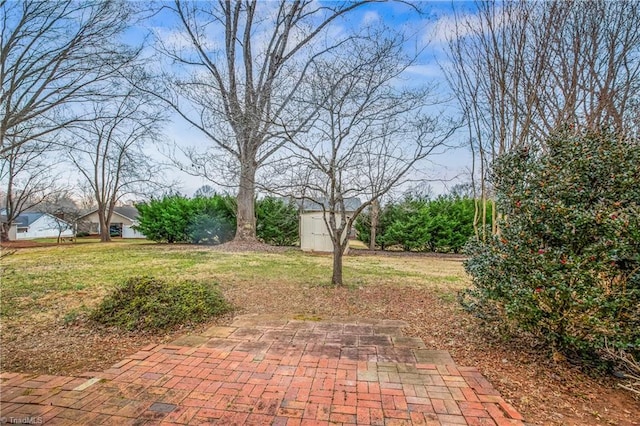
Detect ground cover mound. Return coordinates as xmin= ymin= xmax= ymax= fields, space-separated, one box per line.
xmin=90 ymin=276 xmax=231 ymax=331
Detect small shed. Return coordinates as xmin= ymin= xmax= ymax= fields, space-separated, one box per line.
xmin=78 ymin=206 xmax=145 ymax=238
xmin=299 ymin=198 xmax=361 ymax=253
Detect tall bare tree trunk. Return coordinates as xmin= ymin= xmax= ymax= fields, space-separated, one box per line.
xmin=1 ymin=223 xmax=10 ymax=242
xmin=236 ymin=161 xmax=257 ymax=242
xmin=369 ymin=199 xmax=379 ymax=250
xmin=98 ymin=210 xmax=111 ymax=242
xmin=332 ymin=243 xmax=344 ymax=286
xmin=1 ymin=174 xmax=14 ymax=241
xmin=158 ymin=1 xmax=379 ymax=244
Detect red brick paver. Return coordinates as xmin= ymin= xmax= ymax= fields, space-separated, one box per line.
xmin=0 ymin=316 xmax=524 ymax=425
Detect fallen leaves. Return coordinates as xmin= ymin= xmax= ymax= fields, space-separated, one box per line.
xmin=1 ymin=245 xmax=638 ymax=425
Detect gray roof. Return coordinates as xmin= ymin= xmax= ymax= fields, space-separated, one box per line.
xmin=79 ymin=205 xmax=139 ymax=221
xmin=114 ymin=206 xmax=139 ymax=220
xmin=300 ymin=197 xmax=362 ymax=212
xmin=4 ymin=212 xmax=71 ymax=227
xmin=14 ymin=212 xmax=45 ymax=227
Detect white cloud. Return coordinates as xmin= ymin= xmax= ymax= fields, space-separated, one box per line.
xmin=423 ymin=13 xmax=475 ymax=46
xmin=361 ymin=11 xmax=380 ymax=26
xmin=405 ymin=64 xmax=443 ymax=79
xmin=424 ymin=6 xmax=512 ymax=47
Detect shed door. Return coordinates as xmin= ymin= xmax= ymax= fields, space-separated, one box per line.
xmin=314 ymin=216 xmax=332 ymax=251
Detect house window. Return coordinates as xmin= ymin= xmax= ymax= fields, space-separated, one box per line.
xmin=17 ymin=227 xmax=28 ymax=233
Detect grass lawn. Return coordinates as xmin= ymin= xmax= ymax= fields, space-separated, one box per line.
xmin=0 ymin=241 xmax=466 ymax=321
xmin=0 ymin=241 xmax=637 ymax=424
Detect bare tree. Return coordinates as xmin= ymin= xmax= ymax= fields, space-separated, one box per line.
xmin=0 ymin=0 xmax=140 ymax=155
xmin=68 ymin=90 xmax=164 ymax=242
xmin=368 ymin=198 xmax=380 ymax=250
xmin=193 ymin=185 xmax=218 ymax=198
xmin=39 ymin=191 xmax=82 ymax=243
xmin=272 ymin=34 xmax=454 ymax=285
xmin=443 ymin=0 xmax=640 ymax=238
xmin=0 ymin=0 xmax=143 ymax=240
xmin=443 ymin=1 xmax=543 ymax=237
xmin=0 ymin=139 xmax=65 ymax=240
xmin=530 ymin=1 xmax=640 ymax=136
xmin=149 ymin=0 xmax=386 ymax=243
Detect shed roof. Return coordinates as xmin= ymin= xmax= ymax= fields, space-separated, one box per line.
xmin=299 ymin=197 xmax=362 ymax=213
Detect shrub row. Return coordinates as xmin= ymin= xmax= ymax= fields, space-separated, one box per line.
xmin=134 ymin=195 xmax=298 ymax=246
xmin=355 ymin=195 xmax=490 ymax=253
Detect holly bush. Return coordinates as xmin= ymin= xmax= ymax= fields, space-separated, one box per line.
xmin=462 ymin=130 xmax=640 ymax=365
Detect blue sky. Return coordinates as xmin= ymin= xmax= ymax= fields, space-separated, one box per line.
xmin=139 ymin=1 xmax=476 ymax=198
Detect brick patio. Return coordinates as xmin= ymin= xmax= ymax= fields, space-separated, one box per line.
xmin=0 ymin=315 xmax=525 ymax=425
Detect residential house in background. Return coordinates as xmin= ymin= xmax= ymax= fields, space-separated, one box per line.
xmin=299 ymin=198 xmax=361 ymax=253
xmin=3 ymin=212 xmax=74 ymax=240
xmin=78 ymin=205 xmax=145 ymax=238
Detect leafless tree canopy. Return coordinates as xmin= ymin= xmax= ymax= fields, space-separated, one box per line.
xmin=443 ymin=0 xmax=640 ymax=238
xmin=68 ymin=90 xmax=164 ymax=242
xmin=270 ymin=33 xmax=454 ymax=285
xmin=151 ymin=0 xmax=378 ymax=242
xmin=0 ymin=0 xmax=142 ymax=240
xmin=39 ymin=191 xmax=83 ymax=243
xmin=0 ymin=0 xmax=139 ymax=155
xmin=0 ymin=139 xmax=65 ymax=240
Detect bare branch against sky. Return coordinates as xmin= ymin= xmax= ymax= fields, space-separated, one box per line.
xmin=0 ymin=0 xmax=143 ymax=240
xmin=0 ymin=0 xmax=141 ymax=156
xmin=443 ymin=0 xmax=640 ymax=238
xmin=146 ymin=0 xmax=384 ymax=242
xmin=67 ymin=88 xmax=165 ymax=242
xmin=266 ymin=30 xmax=455 ymax=285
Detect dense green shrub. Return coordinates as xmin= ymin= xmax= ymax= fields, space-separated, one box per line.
xmin=355 ymin=201 xmax=404 ymax=250
xmin=462 ymin=131 xmax=640 ymax=364
xmin=135 ymin=194 xmax=298 ymax=246
xmin=135 ymin=195 xmax=194 ymax=243
xmin=135 ymin=194 xmax=235 ymax=244
xmin=90 ymin=276 xmax=231 ymax=331
xmin=420 ymin=196 xmax=478 ymax=253
xmin=380 ymin=196 xmax=427 ymax=251
xmin=189 ymin=213 xmax=234 ymax=244
xmin=256 ymin=197 xmax=299 ymax=246
xmin=356 ymin=195 xmax=486 ymax=253
xmin=189 ymin=196 xmax=236 ymax=244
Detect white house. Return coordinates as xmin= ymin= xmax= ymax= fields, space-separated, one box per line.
xmin=78 ymin=206 xmax=145 ymax=238
xmin=12 ymin=212 xmax=74 ymax=240
xmin=299 ymin=198 xmax=361 ymax=253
